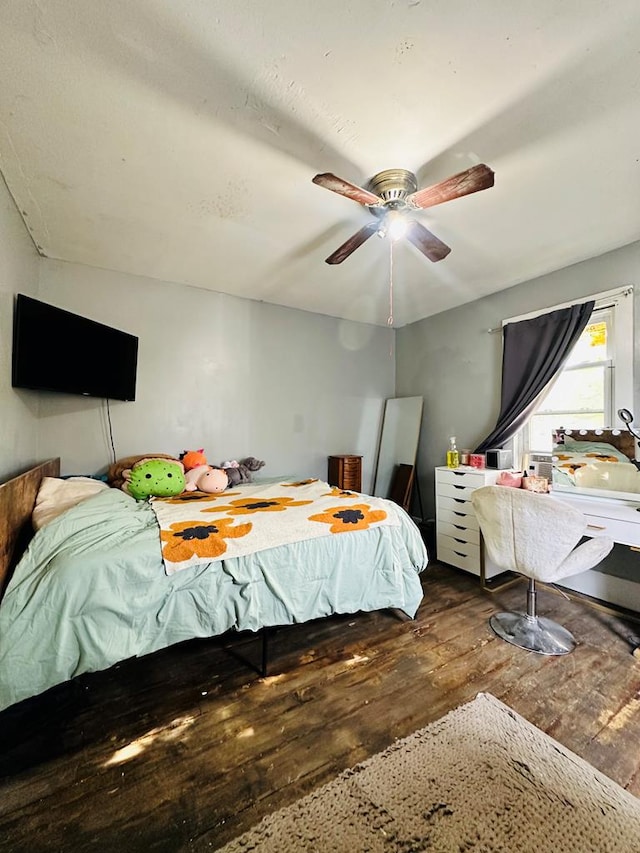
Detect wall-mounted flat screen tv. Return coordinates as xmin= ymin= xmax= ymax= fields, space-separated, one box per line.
xmin=12 ymin=294 xmax=138 ymax=401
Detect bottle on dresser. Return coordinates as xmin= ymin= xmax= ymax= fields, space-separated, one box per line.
xmin=446 ymin=436 xmax=459 ymax=469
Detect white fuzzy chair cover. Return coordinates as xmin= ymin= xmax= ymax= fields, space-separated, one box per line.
xmin=471 ymin=486 xmax=614 ymax=583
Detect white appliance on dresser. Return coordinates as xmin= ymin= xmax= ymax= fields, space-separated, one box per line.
xmin=435 ymin=466 xmax=505 ymax=580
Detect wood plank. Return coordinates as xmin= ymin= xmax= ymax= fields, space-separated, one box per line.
xmin=1 ymin=563 xmax=639 ymax=853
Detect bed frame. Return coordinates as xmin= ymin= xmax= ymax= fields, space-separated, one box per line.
xmin=0 ymin=458 xmax=60 ymax=596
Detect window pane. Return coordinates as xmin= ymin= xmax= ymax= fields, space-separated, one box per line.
xmin=528 ymin=412 xmax=606 ymax=452
xmin=564 ymin=317 xmax=609 ymax=366
xmin=537 ymin=365 xmax=606 ymax=413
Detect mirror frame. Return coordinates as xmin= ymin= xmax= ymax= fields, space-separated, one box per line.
xmin=373 ymin=396 xmax=423 ymax=507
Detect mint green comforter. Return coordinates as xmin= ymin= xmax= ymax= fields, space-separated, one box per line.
xmin=0 ymin=488 xmax=427 ymax=711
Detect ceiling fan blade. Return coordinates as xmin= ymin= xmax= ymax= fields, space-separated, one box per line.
xmin=325 ymin=222 xmax=379 ymax=264
xmin=313 ymin=173 xmax=382 ymax=207
xmin=405 ymin=221 xmax=451 ymax=262
xmin=407 ymin=164 xmax=495 ymax=210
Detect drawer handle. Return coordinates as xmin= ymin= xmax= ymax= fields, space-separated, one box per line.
xmin=453 ymin=485 xmax=465 ymax=490
xmin=454 ymin=537 xmax=467 ymax=543
xmin=587 ymin=524 xmax=607 ymax=530
xmin=453 ymin=511 xmax=466 ymax=516
xmin=453 ymin=551 xmax=467 ymax=557
xmin=453 ymin=524 xmax=466 ymax=530
xmin=453 ymin=471 xmax=465 ymax=476
xmin=453 ymin=498 xmax=465 ymax=503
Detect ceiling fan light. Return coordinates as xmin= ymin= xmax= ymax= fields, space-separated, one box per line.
xmin=387 ymin=212 xmax=409 ymax=241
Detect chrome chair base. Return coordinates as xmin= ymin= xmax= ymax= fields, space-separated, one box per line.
xmin=490 ymin=611 xmax=576 ymax=656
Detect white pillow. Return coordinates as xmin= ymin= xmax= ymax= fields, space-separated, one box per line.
xmin=32 ymin=476 xmax=109 ymax=530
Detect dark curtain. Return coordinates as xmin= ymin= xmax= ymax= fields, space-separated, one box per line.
xmin=474 ymin=300 xmax=595 ymax=453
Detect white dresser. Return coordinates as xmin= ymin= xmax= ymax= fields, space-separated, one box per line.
xmin=435 ymin=466 xmax=504 ymax=579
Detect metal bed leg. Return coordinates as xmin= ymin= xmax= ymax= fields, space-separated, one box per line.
xmin=260 ymin=627 xmax=269 ymax=678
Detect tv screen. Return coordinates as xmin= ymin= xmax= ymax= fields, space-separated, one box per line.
xmin=12 ymin=294 xmax=138 ymax=401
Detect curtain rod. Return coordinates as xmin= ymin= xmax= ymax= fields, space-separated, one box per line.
xmin=487 ymin=302 xmax=617 ymax=333
xmin=486 ymin=289 xmax=632 ymax=334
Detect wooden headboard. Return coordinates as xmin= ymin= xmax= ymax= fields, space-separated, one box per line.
xmin=0 ymin=458 xmax=60 ymax=595
xmin=553 ymin=429 xmax=636 ymax=461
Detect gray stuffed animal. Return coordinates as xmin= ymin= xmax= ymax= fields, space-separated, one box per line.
xmin=221 ymin=456 xmax=265 ymax=486
xmin=240 ymin=456 xmax=265 ymax=476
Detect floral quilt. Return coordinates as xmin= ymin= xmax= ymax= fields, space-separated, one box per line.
xmin=150 ymin=478 xmax=400 ymax=575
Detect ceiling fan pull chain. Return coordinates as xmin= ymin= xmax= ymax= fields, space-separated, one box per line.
xmin=388 ymin=240 xmax=394 ymax=330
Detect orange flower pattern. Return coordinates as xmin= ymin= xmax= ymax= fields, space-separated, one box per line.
xmin=556 ymin=450 xmax=621 ymax=479
xmin=282 ymin=479 xmax=319 ymax=487
xmin=586 ymin=453 xmax=620 ymax=463
xmin=160 ymin=517 xmax=252 ymax=563
xmin=204 ymin=496 xmax=313 ymax=516
xmin=150 ymin=479 xmax=399 ymax=574
xmin=309 ymin=503 xmax=387 ymax=534
xmin=158 ymin=490 xmax=241 ymax=505
xmin=324 ymin=486 xmax=359 ymax=499
xmin=559 ymin=463 xmax=587 ymax=476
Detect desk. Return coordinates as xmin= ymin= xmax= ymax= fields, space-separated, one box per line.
xmin=551 ymin=490 xmax=640 ymax=613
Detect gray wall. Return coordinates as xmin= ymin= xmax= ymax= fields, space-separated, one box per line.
xmin=0 ymin=175 xmax=40 ymax=481
xmin=33 ymin=260 xmax=395 ymax=491
xmin=1 ymin=159 xmax=394 ymax=489
xmin=396 ymin=242 xmax=640 ymax=519
xmin=3 ymin=155 xmax=638 ymax=505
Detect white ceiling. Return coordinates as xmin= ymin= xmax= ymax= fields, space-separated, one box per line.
xmin=1 ymin=1 xmax=639 ymax=328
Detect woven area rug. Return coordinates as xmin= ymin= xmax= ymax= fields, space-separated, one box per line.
xmin=216 ymin=692 xmax=640 ymax=852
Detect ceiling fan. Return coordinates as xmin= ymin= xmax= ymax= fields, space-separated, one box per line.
xmin=312 ymin=163 xmax=494 ymax=265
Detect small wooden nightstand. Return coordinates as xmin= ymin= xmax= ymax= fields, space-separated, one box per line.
xmin=327 ymin=455 xmax=362 ymax=492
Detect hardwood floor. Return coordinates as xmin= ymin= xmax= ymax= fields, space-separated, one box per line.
xmin=1 ymin=562 xmax=640 ymax=852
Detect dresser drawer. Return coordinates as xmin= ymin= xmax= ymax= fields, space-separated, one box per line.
xmin=583 ymin=515 xmax=640 ymax=548
xmin=436 ymin=468 xmax=489 ymax=488
xmin=437 ymin=534 xmax=480 ymax=575
xmin=436 ymin=481 xmax=477 ymax=502
xmin=437 ymin=500 xmax=479 ymax=530
xmin=437 ymin=519 xmax=481 ymax=544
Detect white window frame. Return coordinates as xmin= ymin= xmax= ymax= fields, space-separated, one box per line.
xmin=508 ymin=286 xmax=633 ymax=461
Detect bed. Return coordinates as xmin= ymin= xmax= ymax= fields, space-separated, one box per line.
xmin=0 ymin=460 xmax=428 ymax=712
xmin=552 ymin=428 xmax=640 ymax=496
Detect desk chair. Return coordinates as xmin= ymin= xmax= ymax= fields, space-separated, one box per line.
xmin=471 ymin=486 xmax=614 ymax=655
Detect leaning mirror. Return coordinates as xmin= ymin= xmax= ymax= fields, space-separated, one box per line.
xmin=373 ymin=396 xmax=423 ymax=510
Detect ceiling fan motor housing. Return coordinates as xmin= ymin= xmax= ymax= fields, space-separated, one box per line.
xmin=367 ymin=169 xmax=418 ymax=211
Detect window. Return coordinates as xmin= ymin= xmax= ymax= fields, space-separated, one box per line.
xmin=515 ymin=288 xmax=633 ymax=456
